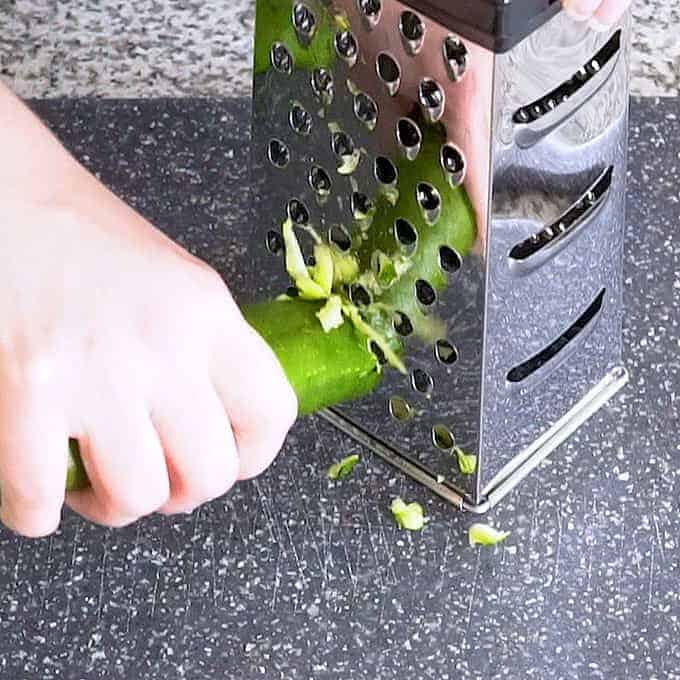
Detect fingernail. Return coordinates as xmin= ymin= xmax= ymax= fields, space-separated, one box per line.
xmin=589 ymin=17 xmax=612 ymax=33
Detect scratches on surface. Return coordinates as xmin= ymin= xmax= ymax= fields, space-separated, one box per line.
xmin=437 ymin=525 xmax=453 ymax=597
xmin=96 ymin=529 xmax=110 ymax=626
xmin=616 ymin=506 xmax=627 ymax=603
xmin=284 ymin=514 xmax=308 ymax=601
xmin=209 ymin=518 xmax=217 ymax=608
xmin=62 ymin=522 xmax=81 ymax=635
xmin=360 ymin=491 xmax=384 ymax=590
xmin=219 ymin=520 xmax=235 ymax=608
xmin=287 ymin=467 xmax=323 ymax=579
xmin=652 ymin=499 xmax=665 ymax=564
xmin=339 ymin=515 xmax=358 ymax=603
xmin=40 ymin=533 xmax=55 ymax=614
xmin=646 ymin=542 xmax=656 ymax=617
xmin=376 ymin=508 xmax=398 ymax=586
xmin=270 ymin=546 xmax=283 ymax=612
xmin=553 ymin=500 xmax=563 ymax=587
xmin=184 ymin=507 xmax=202 ymax=622
xmin=253 ymin=479 xmax=281 ymax=544
xmin=466 ymin=548 xmax=482 ymax=632
xmin=125 ymin=523 xmax=142 ymax=633
xmin=497 ymin=542 xmax=507 ymax=604
xmin=150 ymin=531 xmax=163 ymax=619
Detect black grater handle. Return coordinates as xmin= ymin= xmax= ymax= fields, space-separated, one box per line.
xmin=401 ymin=0 xmax=562 ymax=53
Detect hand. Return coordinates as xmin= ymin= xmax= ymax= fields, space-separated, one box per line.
xmin=562 ymin=0 xmax=633 ymax=29
xmin=0 ymin=84 xmax=297 ymax=537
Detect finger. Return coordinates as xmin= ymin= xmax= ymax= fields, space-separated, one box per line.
xmin=0 ymin=383 xmax=68 ymax=538
xmin=592 ymin=0 xmax=629 ymax=27
xmin=65 ymin=403 xmax=169 ymax=527
xmin=562 ymin=0 xmax=600 ymax=20
xmin=212 ymin=318 xmax=297 ymax=481
xmin=153 ymin=383 xmax=239 ymax=515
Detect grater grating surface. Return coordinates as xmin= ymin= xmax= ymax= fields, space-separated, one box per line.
xmin=249 ymin=0 xmax=632 ymax=510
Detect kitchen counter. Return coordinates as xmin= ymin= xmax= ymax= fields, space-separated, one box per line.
xmin=2 ymin=0 xmax=679 ymax=98
xmin=0 ymin=96 xmax=678 ymax=679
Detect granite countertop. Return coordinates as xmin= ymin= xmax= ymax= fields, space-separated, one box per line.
xmin=1 ymin=0 xmax=679 ymax=98
xmin=0 ymin=96 xmax=676 ymax=680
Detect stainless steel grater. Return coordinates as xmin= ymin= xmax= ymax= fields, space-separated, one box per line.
xmin=248 ymin=0 xmax=632 ymax=512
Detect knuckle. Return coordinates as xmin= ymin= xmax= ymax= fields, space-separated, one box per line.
xmin=192 ymin=266 xmax=232 ymax=309
xmin=265 ymin=389 xmax=297 ymax=442
xmin=238 ymin=432 xmax=284 ymax=480
xmin=104 ymin=485 xmax=169 ymax=522
xmin=165 ymin=464 xmax=238 ymax=515
xmin=2 ymin=507 xmax=61 ymax=539
xmin=4 ymin=481 xmax=60 ymax=514
xmin=278 ymin=382 xmax=298 ymax=431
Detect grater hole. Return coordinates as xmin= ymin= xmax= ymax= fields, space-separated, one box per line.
xmin=287 ymin=198 xmax=310 ymax=225
xmin=309 ymin=165 xmax=332 ymax=197
xmin=350 ymin=284 xmax=372 ymax=307
xmin=393 ymin=311 xmax=414 ymax=337
xmin=435 ymin=339 xmax=459 ymax=365
xmin=416 ymin=182 xmax=442 ymax=225
xmin=443 ymin=35 xmax=469 ymax=82
xmin=351 ymin=191 xmax=374 ymax=221
xmin=311 ymin=67 xmax=334 ymax=106
xmin=418 ymin=78 xmax=446 ymax=123
xmin=286 ymin=286 xmax=300 ymax=298
xmin=374 ymin=156 xmax=398 ymax=186
xmin=331 ymin=130 xmax=359 ymax=174
xmin=357 ymin=0 xmax=382 ymax=28
xmin=329 ymin=224 xmax=352 ymax=252
xmin=415 ymin=279 xmax=436 ymax=306
xmin=399 ymin=10 xmax=425 ymax=55
xmin=389 ymin=396 xmax=413 ymax=422
xmin=353 ymin=92 xmax=379 ymax=131
xmin=331 ymin=131 xmax=355 ymax=156
xmin=292 ymin=3 xmax=317 ymax=46
xmin=411 ymin=368 xmax=434 ymax=396
xmin=268 ymin=139 xmax=290 ymax=168
xmin=335 ymin=31 xmax=359 ymax=67
xmin=270 ymin=42 xmax=294 ymax=75
xmin=376 ymin=52 xmax=402 ymax=96
xmin=507 ymin=289 xmax=606 ymax=384
xmin=513 ymin=31 xmax=621 ymax=126
xmin=396 ymin=118 xmax=422 ymax=161
xmin=439 ymin=246 xmax=462 ymax=274
xmin=509 ymin=166 xmax=613 ymax=264
xmin=266 ymin=230 xmax=284 ymax=255
xmin=432 ymin=425 xmax=455 ymax=451
xmin=394 ymin=218 xmax=418 ymax=249
xmin=441 ymin=143 xmax=466 ymax=187
xmin=369 ymin=341 xmax=387 ymax=366
xmin=290 ymin=103 xmax=313 ymax=136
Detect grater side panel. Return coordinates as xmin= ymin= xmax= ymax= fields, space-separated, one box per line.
xmin=249 ymin=0 xmax=495 ymax=500
xmin=478 ymin=11 xmax=632 ymax=494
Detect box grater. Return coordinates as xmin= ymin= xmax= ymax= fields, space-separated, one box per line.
xmin=248 ymin=0 xmax=632 ymax=512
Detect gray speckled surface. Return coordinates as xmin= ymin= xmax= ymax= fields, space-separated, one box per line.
xmin=1 ymin=1 xmax=678 ymax=98
xmin=0 ymin=97 xmax=677 ymax=679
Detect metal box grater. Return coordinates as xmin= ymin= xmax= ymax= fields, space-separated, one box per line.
xmin=248 ymin=0 xmax=632 ymax=512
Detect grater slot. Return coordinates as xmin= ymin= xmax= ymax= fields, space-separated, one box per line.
xmin=506 ymin=288 xmax=606 ymax=385
xmin=508 ymin=166 xmax=614 ymax=275
xmin=513 ymin=30 xmax=622 ymax=149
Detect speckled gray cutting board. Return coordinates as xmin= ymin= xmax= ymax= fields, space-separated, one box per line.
xmin=0 ymin=97 xmax=678 ymax=680
xmin=1 ymin=0 xmax=679 ymax=98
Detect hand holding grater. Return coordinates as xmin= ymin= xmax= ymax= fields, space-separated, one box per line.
xmin=247 ymin=0 xmax=632 ymax=512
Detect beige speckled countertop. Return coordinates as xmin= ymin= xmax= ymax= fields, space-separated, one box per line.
xmin=1 ymin=0 xmax=678 ymax=98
